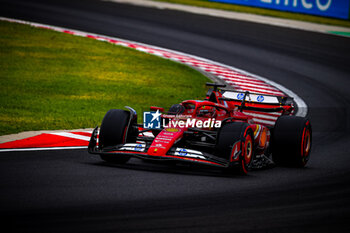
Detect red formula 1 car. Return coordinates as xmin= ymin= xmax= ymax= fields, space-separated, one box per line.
xmin=88 ymin=83 xmax=312 ymax=174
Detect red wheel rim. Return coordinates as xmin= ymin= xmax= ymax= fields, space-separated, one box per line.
xmin=302 ymin=128 xmax=311 ymax=157
xmin=301 ymin=125 xmax=311 ymax=165
xmin=244 ymin=135 xmax=253 ymax=165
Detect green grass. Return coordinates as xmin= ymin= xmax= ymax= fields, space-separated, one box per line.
xmin=155 ymin=0 xmax=350 ymax=28
xmin=0 ymin=21 xmax=209 ymax=136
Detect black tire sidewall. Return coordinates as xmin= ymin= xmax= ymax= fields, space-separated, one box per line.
xmin=99 ymin=109 xmax=130 ymax=149
xmin=216 ymin=122 xmax=247 ymax=157
xmin=272 ymin=116 xmax=312 ymax=167
xmin=216 ymin=122 xmax=254 ymax=174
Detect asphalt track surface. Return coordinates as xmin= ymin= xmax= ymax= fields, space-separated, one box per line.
xmin=1 ymin=0 xmax=350 ymax=232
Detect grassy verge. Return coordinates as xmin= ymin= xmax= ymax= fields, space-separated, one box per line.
xmin=155 ymin=0 xmax=350 ymax=28
xmin=0 ymin=21 xmax=209 ymax=136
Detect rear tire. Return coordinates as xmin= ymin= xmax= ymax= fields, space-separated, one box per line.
xmin=99 ymin=109 xmax=132 ymax=164
xmin=216 ymin=122 xmax=254 ymax=175
xmin=272 ymin=116 xmax=312 ymax=167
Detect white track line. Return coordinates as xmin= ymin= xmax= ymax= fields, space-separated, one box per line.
xmin=50 ymin=132 xmax=91 ymax=141
xmin=0 ymin=146 xmax=87 ymax=152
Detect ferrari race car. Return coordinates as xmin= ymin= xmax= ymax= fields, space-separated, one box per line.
xmin=88 ymin=83 xmax=312 ymax=174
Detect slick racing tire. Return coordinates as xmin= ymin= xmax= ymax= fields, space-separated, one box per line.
xmin=272 ymin=116 xmax=312 ymax=167
xmin=216 ymin=122 xmax=254 ymax=175
xmin=99 ymin=109 xmax=132 ymax=164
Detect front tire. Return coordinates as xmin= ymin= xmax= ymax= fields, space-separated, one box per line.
xmin=272 ymin=116 xmax=312 ymax=167
xmin=99 ymin=109 xmax=133 ymax=164
xmin=216 ymin=122 xmax=254 ymax=175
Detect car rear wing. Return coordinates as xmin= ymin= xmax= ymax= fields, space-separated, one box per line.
xmin=220 ymin=90 xmax=292 ymax=105
xmin=218 ymin=90 xmax=294 ymax=115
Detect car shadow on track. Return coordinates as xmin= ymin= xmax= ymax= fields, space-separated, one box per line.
xmin=89 ymin=158 xmax=256 ymax=178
